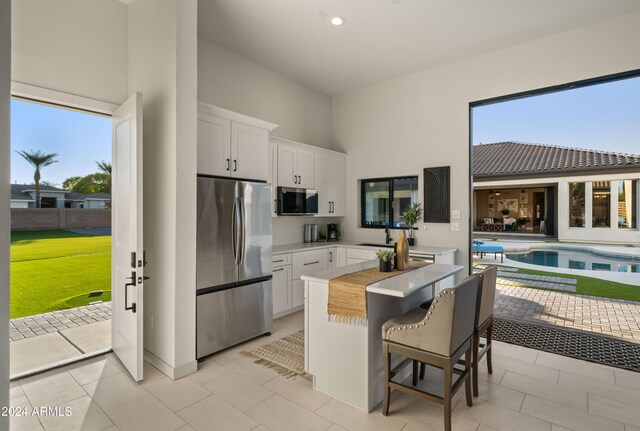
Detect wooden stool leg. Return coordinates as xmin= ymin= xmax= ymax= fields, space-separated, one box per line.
xmin=419 ymin=362 xmax=425 ymax=380
xmin=465 ymin=347 xmax=473 ymax=407
xmin=382 ymin=342 xmax=391 ymax=416
xmin=472 ymin=331 xmax=479 ymax=397
xmin=444 ymin=361 xmax=452 ymax=431
xmin=412 ymin=360 xmax=418 ymax=386
xmin=487 ymin=320 xmax=494 ymax=374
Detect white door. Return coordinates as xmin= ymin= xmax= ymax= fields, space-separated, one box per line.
xmin=268 ymin=142 xmax=278 ymax=217
xmin=112 ymin=92 xmax=144 ymax=381
xmin=231 ymin=121 xmax=269 ymax=181
xmin=272 ymin=265 xmax=291 ymax=315
xmin=331 ymin=156 xmax=346 ymax=216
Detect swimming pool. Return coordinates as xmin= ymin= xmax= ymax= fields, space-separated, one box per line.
xmin=505 ymin=248 xmax=640 ymax=273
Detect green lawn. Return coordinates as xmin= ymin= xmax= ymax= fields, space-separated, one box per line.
xmin=10 ymin=230 xmax=111 ymax=318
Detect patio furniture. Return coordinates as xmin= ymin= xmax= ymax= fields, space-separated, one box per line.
xmin=472 ymin=240 xmax=504 ymax=262
xmin=381 ymin=276 xmax=479 ymax=431
xmin=503 ymin=217 xmax=516 ymax=231
xmin=480 ymin=218 xmax=503 ymax=232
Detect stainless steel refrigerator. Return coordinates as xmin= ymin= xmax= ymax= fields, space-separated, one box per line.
xmin=196 ymin=176 xmax=273 ymax=359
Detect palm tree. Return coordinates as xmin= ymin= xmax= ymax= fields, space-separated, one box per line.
xmin=15 ymin=149 xmax=59 ymax=208
xmin=96 ymin=160 xmax=112 ymax=190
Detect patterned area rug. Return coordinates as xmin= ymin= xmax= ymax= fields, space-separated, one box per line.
xmin=242 ymin=330 xmax=306 ymax=378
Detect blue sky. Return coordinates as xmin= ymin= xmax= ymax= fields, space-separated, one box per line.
xmin=473 ymin=76 xmax=640 ymax=155
xmin=11 ymin=99 xmax=111 ymax=187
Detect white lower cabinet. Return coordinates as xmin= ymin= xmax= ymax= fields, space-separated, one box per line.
xmin=272 ymin=264 xmax=291 ymax=315
xmin=326 ymin=247 xmax=337 ymax=269
xmin=273 ymin=249 xmax=328 ymax=317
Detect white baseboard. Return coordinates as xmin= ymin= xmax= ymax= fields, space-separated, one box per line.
xmin=143 ymin=349 xmax=198 ymax=380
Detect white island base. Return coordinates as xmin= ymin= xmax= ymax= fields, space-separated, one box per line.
xmin=303 ymin=260 xmax=463 ymax=412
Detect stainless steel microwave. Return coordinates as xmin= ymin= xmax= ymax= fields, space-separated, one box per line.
xmin=277 ymin=187 xmax=318 ymax=215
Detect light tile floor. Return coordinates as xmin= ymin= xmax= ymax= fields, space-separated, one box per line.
xmin=9 ymin=310 xmax=640 ymax=431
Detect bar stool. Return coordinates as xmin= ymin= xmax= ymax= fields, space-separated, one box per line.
xmin=470 ymin=265 xmax=497 ymax=396
xmin=381 ymin=276 xmax=480 ymax=431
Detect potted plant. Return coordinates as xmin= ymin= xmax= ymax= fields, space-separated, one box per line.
xmin=501 ymin=207 xmax=511 ymax=216
xmin=376 ymin=249 xmax=396 ymax=272
xmin=401 ymin=202 xmax=422 ymax=246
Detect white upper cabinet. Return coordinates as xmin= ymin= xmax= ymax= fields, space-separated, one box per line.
xmin=276 ymin=140 xmax=315 ymax=189
xmin=197 ymin=103 xmax=278 ymax=181
xmin=315 ymin=151 xmax=346 ymax=217
xmin=268 ymin=141 xmax=278 ymax=217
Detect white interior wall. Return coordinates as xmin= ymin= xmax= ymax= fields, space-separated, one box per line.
xmin=332 ymin=11 xmax=640 ymax=277
xmin=128 ymin=0 xmax=197 ymax=379
xmin=11 ymin=0 xmax=128 ymax=105
xmin=198 ymin=39 xmax=332 ymax=150
xmin=198 ymin=38 xmax=338 ymax=244
xmin=0 ymin=0 xmax=10 ymax=427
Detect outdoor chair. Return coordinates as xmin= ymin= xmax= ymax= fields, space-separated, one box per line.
xmin=381 ymin=276 xmax=479 ymax=431
xmin=472 ymin=240 xmax=504 ymax=262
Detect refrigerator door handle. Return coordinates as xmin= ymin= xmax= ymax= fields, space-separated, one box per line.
xmin=238 ymin=197 xmax=246 ymax=265
xmin=232 ymin=197 xmax=239 ymax=265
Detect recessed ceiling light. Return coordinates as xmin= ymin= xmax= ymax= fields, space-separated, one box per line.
xmin=330 ymin=16 xmax=345 ymax=26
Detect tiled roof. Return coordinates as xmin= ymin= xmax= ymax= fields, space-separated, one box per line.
xmin=473 ymin=142 xmax=640 ymax=179
xmin=11 ymin=183 xmax=67 ymax=194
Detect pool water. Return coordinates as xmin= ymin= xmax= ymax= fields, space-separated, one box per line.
xmin=505 ymin=249 xmax=640 ymax=273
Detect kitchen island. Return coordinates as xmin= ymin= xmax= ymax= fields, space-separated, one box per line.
xmin=302 ymin=260 xmax=464 ymax=412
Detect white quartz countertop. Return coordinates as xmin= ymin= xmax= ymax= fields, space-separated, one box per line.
xmin=273 ymin=241 xmax=457 ymax=257
xmin=301 ymin=261 xmax=464 ymax=297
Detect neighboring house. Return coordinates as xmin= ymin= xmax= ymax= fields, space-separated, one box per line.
xmin=473 ymin=142 xmax=640 ymax=243
xmin=10 ymin=184 xmax=111 ymax=209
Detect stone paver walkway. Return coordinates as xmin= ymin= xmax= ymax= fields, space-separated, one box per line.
xmin=9 ymin=302 xmax=111 ymax=342
xmin=494 ymin=283 xmax=640 ymax=342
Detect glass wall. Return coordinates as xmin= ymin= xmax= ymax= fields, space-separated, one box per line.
xmin=569 ymin=182 xmax=585 ymax=227
xmin=618 ymin=180 xmax=637 ymax=229
xmin=592 ymin=181 xmax=610 ymax=228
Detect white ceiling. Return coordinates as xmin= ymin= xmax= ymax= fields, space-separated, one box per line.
xmin=198 ymin=0 xmax=640 ymax=95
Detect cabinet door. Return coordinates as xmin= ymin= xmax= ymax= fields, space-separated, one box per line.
xmin=268 ymin=142 xmax=278 ymax=217
xmin=336 ymin=247 xmax=347 ymax=267
xmin=292 ymin=279 xmax=305 ymax=308
xmin=277 ymin=143 xmax=297 ymax=188
xmin=330 ymin=156 xmax=346 ymax=216
xmin=292 ymin=249 xmax=329 ymax=279
xmin=314 ymin=153 xmax=331 ymax=216
xmin=197 ymin=114 xmax=231 ymax=176
xmin=296 ymin=148 xmax=315 ymax=189
xmin=272 ymin=265 xmax=291 ymax=315
xmin=326 ymin=247 xmax=337 ymax=269
xmin=231 ymin=122 xmax=268 ymax=181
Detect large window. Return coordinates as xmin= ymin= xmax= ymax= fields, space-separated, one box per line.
xmin=569 ymin=182 xmax=585 ymax=227
xmin=618 ymin=180 xmax=637 ymax=229
xmin=592 ymin=181 xmax=610 ymax=228
xmin=361 ymin=176 xmax=418 ymax=228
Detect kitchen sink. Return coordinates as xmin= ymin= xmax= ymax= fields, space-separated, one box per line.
xmin=356 ymin=243 xmax=394 ymax=248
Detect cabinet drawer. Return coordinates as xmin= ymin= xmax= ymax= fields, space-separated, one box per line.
xmin=292 ymin=249 xmax=328 ymax=279
xmin=272 ymin=254 xmax=291 ymax=267
xmin=346 ymin=248 xmax=378 ymax=261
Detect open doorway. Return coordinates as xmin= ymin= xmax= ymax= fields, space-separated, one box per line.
xmin=469 ymin=71 xmax=640 ymax=350
xmin=9 ymin=98 xmax=113 ymax=378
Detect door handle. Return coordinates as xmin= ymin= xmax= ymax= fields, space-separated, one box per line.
xmin=329 ymin=252 xmax=333 ymax=262
xmin=226 ymin=158 xmax=230 ymax=171
xmin=273 ymin=268 xmax=284 ymax=272
xmin=299 ymin=175 xmax=302 ymax=184
xmin=294 ymin=175 xmax=298 ymax=184
xmin=233 ymin=159 xmax=237 ymax=172
xmin=125 ymin=271 xmax=137 ymax=313
xmin=303 ymin=261 xmax=320 ymax=266
xmin=274 ymin=199 xmax=277 ymax=214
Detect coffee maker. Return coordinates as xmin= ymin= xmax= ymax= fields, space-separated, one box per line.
xmin=327 ymin=223 xmax=340 ymax=241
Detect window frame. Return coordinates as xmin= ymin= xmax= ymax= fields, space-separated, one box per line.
xmin=360 ymin=175 xmax=419 ymax=229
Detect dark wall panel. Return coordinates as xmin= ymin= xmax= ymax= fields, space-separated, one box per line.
xmin=423 ymin=166 xmax=450 ymax=223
